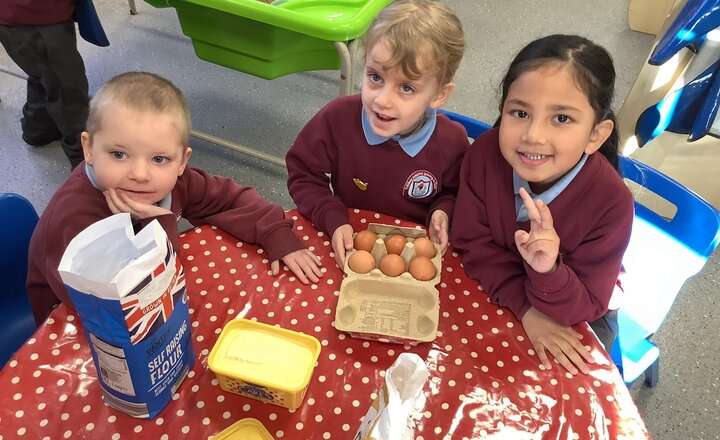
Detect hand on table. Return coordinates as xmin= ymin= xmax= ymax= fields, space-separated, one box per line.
xmin=428 ymin=209 xmax=449 ymax=255
xmin=331 ymin=224 xmax=354 ymax=269
xmin=272 ymin=249 xmax=323 ymax=285
xmin=521 ymin=307 xmax=594 ymax=375
xmin=514 ymin=187 xmax=560 ymax=274
xmin=104 ymin=188 xmax=173 ymax=220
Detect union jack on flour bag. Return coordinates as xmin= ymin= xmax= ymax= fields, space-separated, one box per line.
xmin=59 ymin=213 xmax=195 ymax=418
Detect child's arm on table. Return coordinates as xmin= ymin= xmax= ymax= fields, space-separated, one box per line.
xmin=331 ymin=224 xmax=354 ymax=269
xmin=179 ymin=168 xmax=323 ymax=284
xmin=286 ymin=104 xmax=353 ymax=257
xmin=428 ymin=209 xmax=449 ymax=254
xmin=426 ymin=122 xmax=468 ymax=254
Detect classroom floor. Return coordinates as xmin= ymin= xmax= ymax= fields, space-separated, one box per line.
xmin=1 ymin=0 xmax=718 ymax=438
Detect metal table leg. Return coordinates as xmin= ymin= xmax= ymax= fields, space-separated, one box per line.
xmin=334 ymin=40 xmax=359 ymax=96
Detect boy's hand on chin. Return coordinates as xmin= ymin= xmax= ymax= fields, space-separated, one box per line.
xmin=104 ymin=188 xmax=172 ymax=220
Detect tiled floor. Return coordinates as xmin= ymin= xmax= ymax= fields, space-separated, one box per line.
xmin=0 ymin=1 xmax=717 ymax=438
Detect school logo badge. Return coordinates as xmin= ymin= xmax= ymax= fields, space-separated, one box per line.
xmin=403 ymin=170 xmax=438 ymax=199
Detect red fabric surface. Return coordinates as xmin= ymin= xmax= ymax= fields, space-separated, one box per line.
xmin=0 ymin=209 xmax=650 ymax=439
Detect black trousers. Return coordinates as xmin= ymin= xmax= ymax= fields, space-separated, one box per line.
xmin=0 ymin=19 xmax=89 ymax=169
xmin=589 ymin=309 xmax=619 ymax=353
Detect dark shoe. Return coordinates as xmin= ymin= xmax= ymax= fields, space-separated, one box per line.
xmin=22 ymin=131 xmax=62 ymax=147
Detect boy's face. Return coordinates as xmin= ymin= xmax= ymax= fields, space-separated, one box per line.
xmin=81 ymin=104 xmax=192 ymax=206
xmin=361 ymin=41 xmax=453 ymax=138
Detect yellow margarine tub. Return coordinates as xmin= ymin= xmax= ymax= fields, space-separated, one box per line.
xmin=208 ymin=318 xmax=321 ymax=409
xmin=211 ymin=418 xmax=274 ymax=440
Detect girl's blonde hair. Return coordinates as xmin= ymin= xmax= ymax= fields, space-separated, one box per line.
xmin=362 ymin=0 xmax=465 ymax=85
xmin=87 ymin=72 xmax=191 ymax=146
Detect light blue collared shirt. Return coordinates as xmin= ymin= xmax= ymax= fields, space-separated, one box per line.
xmin=85 ymin=163 xmax=172 ymax=210
xmin=361 ymin=106 xmax=437 ymax=158
xmin=514 ymin=154 xmax=588 ymax=222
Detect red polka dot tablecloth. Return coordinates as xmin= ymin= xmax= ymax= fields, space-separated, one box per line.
xmin=0 ymin=209 xmax=650 ymax=439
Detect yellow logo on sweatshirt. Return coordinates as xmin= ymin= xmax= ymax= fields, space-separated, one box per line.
xmin=353 ymin=178 xmax=368 ymax=191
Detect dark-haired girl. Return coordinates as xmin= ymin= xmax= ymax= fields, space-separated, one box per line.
xmin=451 ymin=35 xmax=633 ymax=375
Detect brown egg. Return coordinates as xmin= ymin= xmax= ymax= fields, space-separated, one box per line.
xmin=348 ymin=250 xmax=376 ymax=274
xmin=412 ymin=237 xmax=436 ymax=258
xmin=408 ymin=256 xmax=436 ymax=281
xmin=384 ymin=234 xmax=407 ymax=255
xmin=353 ymin=230 xmax=378 ymax=252
xmin=378 ymin=254 xmax=405 ymax=277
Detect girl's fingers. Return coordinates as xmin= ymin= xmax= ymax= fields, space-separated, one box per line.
xmin=270 ymin=260 xmax=280 ymax=276
xmin=520 ymin=188 xmax=542 ymax=225
xmin=536 ymin=199 xmax=555 ymax=230
xmin=514 ymin=230 xmax=530 ymax=246
xmin=547 ymin=344 xmax=579 ymax=375
xmin=533 ymin=343 xmax=552 ymax=371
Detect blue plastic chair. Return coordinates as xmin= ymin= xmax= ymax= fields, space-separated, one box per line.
xmin=613 ymin=156 xmax=720 ymax=386
xmin=439 ymin=109 xmax=492 ymax=140
xmin=440 ymin=110 xmax=720 ymax=387
xmin=0 ymin=193 xmax=40 ymax=367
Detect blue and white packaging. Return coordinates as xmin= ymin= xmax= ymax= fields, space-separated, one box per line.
xmin=59 ymin=213 xmax=195 ymax=418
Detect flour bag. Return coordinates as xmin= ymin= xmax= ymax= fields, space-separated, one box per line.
xmin=59 ymin=213 xmax=194 ymax=418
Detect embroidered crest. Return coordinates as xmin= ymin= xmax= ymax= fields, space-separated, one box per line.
xmin=403 ymin=170 xmax=438 ymax=199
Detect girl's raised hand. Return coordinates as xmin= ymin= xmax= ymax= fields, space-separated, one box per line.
xmin=514 ymin=187 xmax=560 ymax=274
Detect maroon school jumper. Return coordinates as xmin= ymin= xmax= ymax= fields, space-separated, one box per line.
xmin=286 ymin=94 xmax=470 ymax=237
xmin=451 ymin=128 xmax=634 ymax=325
xmin=27 ymin=165 xmax=303 ymax=324
xmin=0 ymin=0 xmax=73 ymax=25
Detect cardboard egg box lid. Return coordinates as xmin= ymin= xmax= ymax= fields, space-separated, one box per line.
xmin=335 ymin=223 xmax=441 ymax=344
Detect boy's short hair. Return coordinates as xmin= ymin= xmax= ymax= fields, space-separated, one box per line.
xmin=86 ymin=72 xmax=191 ymax=146
xmin=362 ymin=0 xmax=465 ymax=85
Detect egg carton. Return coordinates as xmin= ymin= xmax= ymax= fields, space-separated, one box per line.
xmin=334 ymin=223 xmax=441 ymax=345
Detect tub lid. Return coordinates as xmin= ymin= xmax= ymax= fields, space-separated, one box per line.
xmin=208 ymin=318 xmax=321 ymax=392
xmin=213 ymin=418 xmax=274 ymax=440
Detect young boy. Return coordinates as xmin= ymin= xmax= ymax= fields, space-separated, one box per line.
xmin=285 ymin=0 xmax=469 ymax=267
xmin=0 ymin=0 xmax=88 ymax=169
xmin=27 ymin=72 xmax=323 ymax=325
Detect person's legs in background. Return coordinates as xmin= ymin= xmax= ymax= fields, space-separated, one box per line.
xmin=0 ymin=19 xmax=88 ymax=170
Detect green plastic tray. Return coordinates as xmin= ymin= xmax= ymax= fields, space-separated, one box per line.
xmin=145 ymin=0 xmax=392 ymax=79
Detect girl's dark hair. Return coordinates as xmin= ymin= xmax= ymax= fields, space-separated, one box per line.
xmin=496 ymin=34 xmax=619 ymax=170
